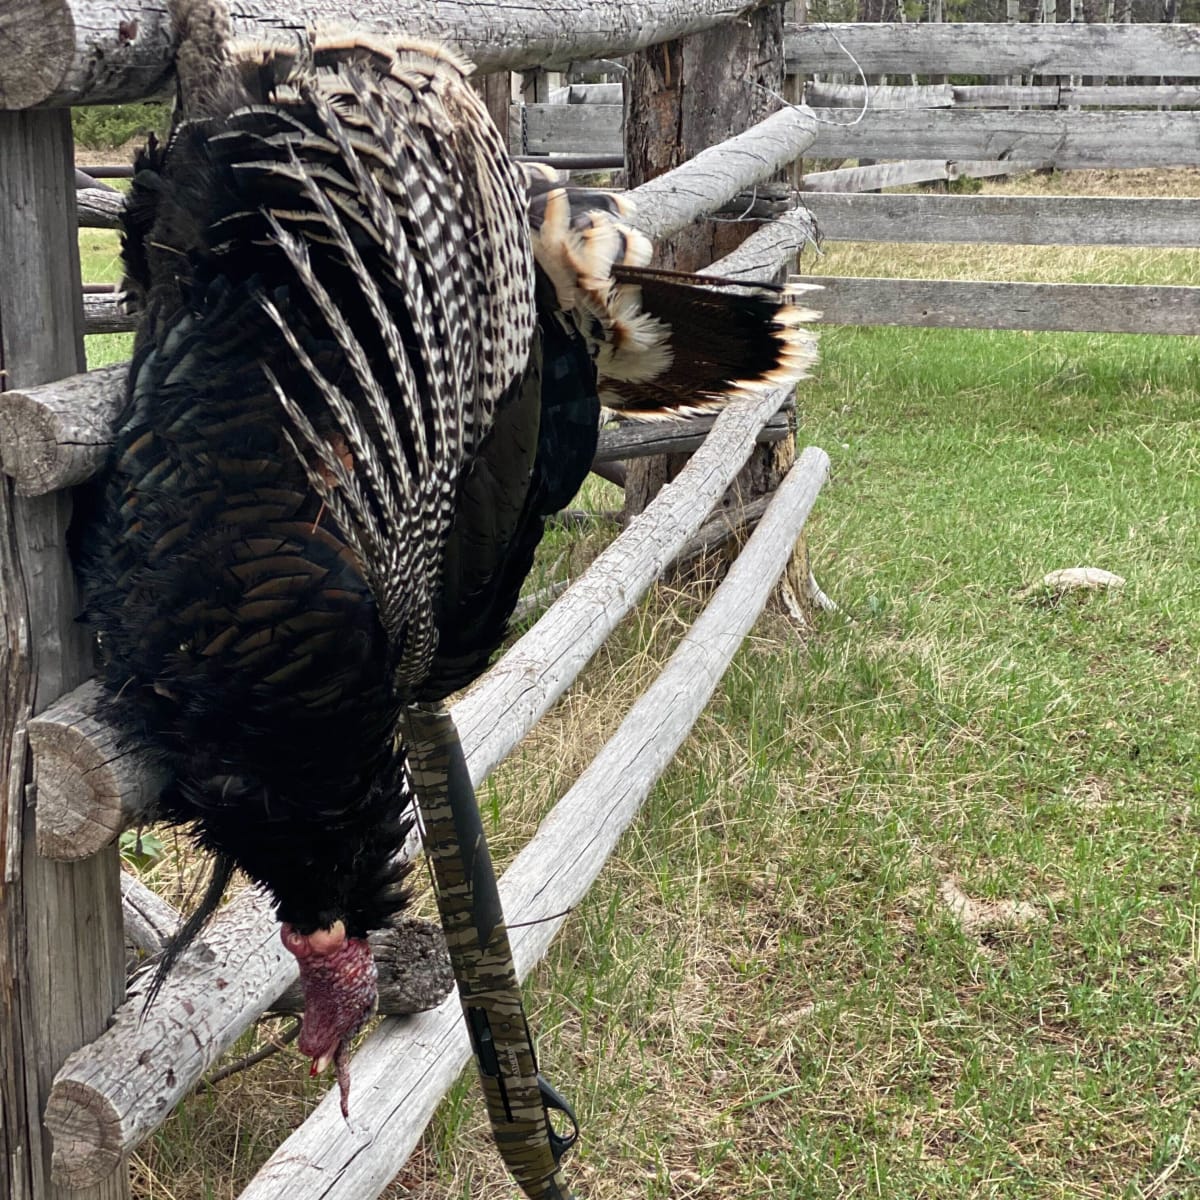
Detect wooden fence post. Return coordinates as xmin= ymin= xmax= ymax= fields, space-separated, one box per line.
xmin=0 ymin=109 xmax=130 ymax=1200
xmin=623 ymin=1 xmax=812 ymax=615
xmin=472 ymin=72 xmax=513 ymax=151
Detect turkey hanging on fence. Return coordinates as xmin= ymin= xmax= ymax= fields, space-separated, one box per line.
xmin=72 ymin=0 xmax=818 ymax=1115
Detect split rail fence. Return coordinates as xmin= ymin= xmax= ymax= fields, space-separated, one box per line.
xmin=74 ymin=19 xmax=1200 ymax=338
xmin=793 ymin=21 xmax=1200 ymax=335
xmin=497 ymin=19 xmax=1200 ymax=338
xmin=0 ymin=2 xmax=827 ymax=1198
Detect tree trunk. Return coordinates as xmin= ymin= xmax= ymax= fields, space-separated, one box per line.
xmin=621 ymin=3 xmax=811 ymax=618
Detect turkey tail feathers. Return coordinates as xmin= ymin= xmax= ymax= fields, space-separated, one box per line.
xmin=523 ymin=167 xmax=818 ymax=422
xmin=212 ymin=34 xmax=532 ymax=691
xmin=599 ymin=269 xmax=820 ymax=420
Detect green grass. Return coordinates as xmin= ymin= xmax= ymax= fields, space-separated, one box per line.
xmin=80 ymin=228 xmax=133 ymax=368
xmin=456 ymin=322 xmax=1200 ymax=1200
xmin=98 ymin=177 xmax=1200 ymax=1198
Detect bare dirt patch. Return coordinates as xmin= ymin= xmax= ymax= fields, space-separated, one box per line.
xmin=939 ymin=876 xmax=1043 ymax=938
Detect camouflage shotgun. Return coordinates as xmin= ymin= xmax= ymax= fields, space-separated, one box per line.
xmin=404 ymin=703 xmax=580 ymax=1200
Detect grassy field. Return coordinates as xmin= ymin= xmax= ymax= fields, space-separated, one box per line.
xmin=80 ymin=173 xmax=1200 ymax=1198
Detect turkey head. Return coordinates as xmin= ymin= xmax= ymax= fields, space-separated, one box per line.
xmin=281 ymin=921 xmax=377 ymax=1117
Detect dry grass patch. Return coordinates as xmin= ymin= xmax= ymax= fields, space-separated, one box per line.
xmin=985 ymin=166 xmax=1200 ymax=199
xmin=803 ymin=238 xmax=1200 ymax=286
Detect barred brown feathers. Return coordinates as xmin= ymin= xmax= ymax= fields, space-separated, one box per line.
xmin=213 ymin=30 xmax=535 ymax=689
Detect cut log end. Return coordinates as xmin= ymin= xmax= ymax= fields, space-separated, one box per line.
xmin=0 ymin=362 xmax=126 ymax=496
xmin=44 ymin=1078 xmax=125 ymax=1190
xmin=31 ymin=680 xmax=165 ymax=860
xmin=0 ymin=393 xmax=63 ymax=496
xmin=371 ymin=918 xmax=456 ymax=1015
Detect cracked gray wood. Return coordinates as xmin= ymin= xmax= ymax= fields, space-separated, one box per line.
xmin=2 ymin=0 xmax=770 ymax=109
xmin=30 ymin=679 xmax=166 ymax=860
xmin=548 ymin=81 xmax=622 ymax=104
xmin=82 ymin=294 xmax=130 ymax=335
xmin=811 ymin=277 xmax=1200 ymax=335
xmin=519 ymin=101 xmax=621 ymax=153
xmin=806 ymin=81 xmax=1200 ymax=109
xmin=44 ymin=888 xmax=294 ymax=1188
xmin=786 ymin=21 xmax=1200 ymax=77
xmin=0 ymin=107 xmax=130 ymax=1200
xmin=698 ymin=206 xmax=819 ymax=282
xmin=625 ymin=106 xmax=817 ymax=244
xmin=801 ymin=158 xmax=1046 ymax=192
xmin=807 ymin=194 xmax=1200 ymax=247
xmin=596 ymin=412 xmax=791 ymax=463
xmin=811 ymin=110 xmax=1200 ymax=169
xmin=0 ymin=363 xmax=126 ymax=495
xmin=119 ymin=870 xmax=178 ymax=953
xmin=76 ymin=188 xmax=124 ymax=229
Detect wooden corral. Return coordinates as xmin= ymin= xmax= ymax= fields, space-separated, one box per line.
xmin=10 ymin=4 xmax=1200 ymax=1195
xmin=495 ymin=22 xmax=1200 ymax=168
xmin=0 ymin=2 xmax=828 ymax=1198
xmin=70 ymin=17 xmax=1200 ymax=340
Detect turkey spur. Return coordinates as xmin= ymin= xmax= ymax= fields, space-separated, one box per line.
xmin=73 ymin=0 xmax=818 ymax=1114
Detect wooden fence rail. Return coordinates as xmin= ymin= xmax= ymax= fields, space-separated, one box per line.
xmin=487 ymin=19 xmax=1200 ymax=170
xmin=810 ymin=277 xmax=1200 ymax=335
xmin=800 ymin=158 xmax=1048 ymax=192
xmin=809 ymin=109 xmax=1200 ymax=169
xmin=518 ymin=104 xmax=1200 ymax=168
xmin=804 ymin=194 xmax=1200 ymax=247
xmin=805 ymin=80 xmax=1200 ymax=108
xmin=784 ymin=21 xmax=1200 ymax=76
xmin=0 ymin=0 xmax=761 ymax=108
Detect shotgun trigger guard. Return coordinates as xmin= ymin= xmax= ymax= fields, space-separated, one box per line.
xmin=538 ymin=1075 xmax=579 ymax=1161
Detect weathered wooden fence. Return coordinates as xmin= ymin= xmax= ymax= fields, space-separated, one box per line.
xmin=0 ymin=2 xmax=828 ymax=1198
xmin=502 ymin=21 xmax=1200 ymax=169
xmin=780 ymin=21 xmax=1200 ymax=335
xmin=74 ymin=17 xmax=1200 ymax=337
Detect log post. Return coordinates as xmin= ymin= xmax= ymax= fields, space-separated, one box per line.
xmin=623 ymin=1 xmax=813 ymax=616
xmin=29 ymin=679 xmax=166 ymax=860
xmin=470 ymin=71 xmax=513 ymax=151
xmin=0 ymin=109 xmax=130 ymax=1200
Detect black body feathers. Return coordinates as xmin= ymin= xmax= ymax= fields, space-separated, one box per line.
xmin=74 ymin=12 xmax=816 ymax=950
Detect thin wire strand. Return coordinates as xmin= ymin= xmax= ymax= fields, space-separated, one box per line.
xmin=507 ymin=907 xmax=575 ymax=929
xmin=776 ymin=21 xmax=872 ymax=127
